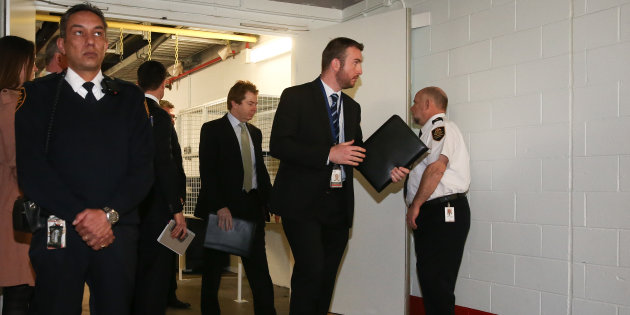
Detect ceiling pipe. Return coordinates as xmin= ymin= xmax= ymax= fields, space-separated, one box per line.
xmin=36 ymin=14 xmax=258 ymax=43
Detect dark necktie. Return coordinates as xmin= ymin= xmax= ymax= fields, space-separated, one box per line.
xmin=83 ymin=82 xmax=97 ymax=103
xmin=330 ymin=93 xmax=339 ymax=143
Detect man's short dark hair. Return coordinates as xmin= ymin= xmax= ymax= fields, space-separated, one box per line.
xmin=59 ymin=3 xmax=107 ymax=39
xmin=321 ymin=37 xmax=364 ymax=72
xmin=421 ymin=86 xmax=448 ymax=110
xmin=137 ymin=60 xmax=167 ymax=92
xmin=44 ymin=35 xmax=61 ymax=65
xmin=227 ymin=80 xmax=258 ymax=110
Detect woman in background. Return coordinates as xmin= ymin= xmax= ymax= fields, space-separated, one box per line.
xmin=0 ymin=35 xmax=37 ymax=315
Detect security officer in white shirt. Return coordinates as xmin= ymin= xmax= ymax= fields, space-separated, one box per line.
xmin=391 ymin=86 xmax=470 ymax=315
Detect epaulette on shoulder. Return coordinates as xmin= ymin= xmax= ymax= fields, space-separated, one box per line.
xmin=15 ymin=87 xmax=26 ymax=112
xmin=144 ymin=99 xmax=150 ymax=118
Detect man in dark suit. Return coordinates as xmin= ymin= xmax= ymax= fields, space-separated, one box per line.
xmin=269 ymin=37 xmax=366 ymax=315
xmin=133 ymin=60 xmax=188 ymax=315
xmin=195 ymin=80 xmax=276 ymax=315
xmin=159 ymin=99 xmax=192 ymax=310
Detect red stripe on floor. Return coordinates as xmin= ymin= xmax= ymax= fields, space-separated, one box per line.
xmin=409 ymin=295 xmax=496 ymax=315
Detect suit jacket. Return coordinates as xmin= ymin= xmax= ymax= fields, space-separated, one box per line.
xmin=194 ymin=114 xmax=272 ymax=222
xmin=269 ymin=78 xmax=363 ymax=226
xmin=139 ymin=97 xmax=185 ymax=225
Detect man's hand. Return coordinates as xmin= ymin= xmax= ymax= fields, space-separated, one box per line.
xmin=406 ymin=204 xmax=421 ymax=230
xmin=329 ymin=140 xmax=366 ymax=166
xmin=73 ymin=209 xmax=114 ymax=250
xmin=217 ymin=207 xmax=233 ymax=231
xmin=390 ymin=166 xmax=410 ymax=183
xmin=171 ymin=212 xmax=188 ymax=240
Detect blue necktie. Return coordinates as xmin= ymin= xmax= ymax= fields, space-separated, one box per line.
xmin=330 ymin=93 xmax=339 ymax=144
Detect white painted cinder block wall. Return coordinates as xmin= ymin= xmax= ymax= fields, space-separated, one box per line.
xmin=406 ymin=0 xmax=630 ymax=314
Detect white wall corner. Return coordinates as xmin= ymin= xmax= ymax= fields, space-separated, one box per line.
xmin=411 ymin=11 xmax=430 ymax=28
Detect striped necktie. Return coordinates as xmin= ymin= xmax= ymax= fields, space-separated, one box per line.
xmin=330 ymin=93 xmax=339 ymax=143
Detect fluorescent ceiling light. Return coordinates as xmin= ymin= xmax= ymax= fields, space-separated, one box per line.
xmin=247 ymin=37 xmax=292 ymax=64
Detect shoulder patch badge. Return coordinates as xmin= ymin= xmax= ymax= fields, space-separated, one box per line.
xmin=15 ymin=87 xmax=26 ymax=112
xmin=432 ymin=126 xmax=445 ymax=141
xmin=144 ymin=99 xmax=150 ymax=118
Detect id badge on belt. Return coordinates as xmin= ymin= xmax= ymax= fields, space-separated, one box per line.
xmin=47 ymin=215 xmax=66 ymax=249
xmin=445 ymin=202 xmax=455 ymax=222
xmin=330 ymin=165 xmax=343 ymax=188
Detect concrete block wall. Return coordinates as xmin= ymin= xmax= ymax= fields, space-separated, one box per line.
xmin=408 ymin=0 xmax=630 ymax=313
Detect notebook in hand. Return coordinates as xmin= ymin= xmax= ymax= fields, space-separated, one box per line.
xmin=356 ymin=114 xmax=428 ymax=192
xmin=203 ymin=213 xmax=257 ymax=257
xmin=157 ymin=220 xmax=195 ymax=256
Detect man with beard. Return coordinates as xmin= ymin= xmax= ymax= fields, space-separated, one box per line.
xmin=269 ymin=37 xmax=366 ymax=315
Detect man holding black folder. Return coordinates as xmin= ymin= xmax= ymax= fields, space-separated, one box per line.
xmin=270 ymin=37 xmax=365 ymax=315
xmin=391 ymin=87 xmax=470 ymax=315
xmin=195 ymin=81 xmax=276 ymax=315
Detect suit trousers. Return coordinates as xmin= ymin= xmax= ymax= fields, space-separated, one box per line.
xmin=413 ymin=196 xmax=470 ymax=315
xmin=282 ymin=187 xmax=349 ymax=315
xmin=200 ymin=204 xmax=275 ymax=315
xmin=28 ymin=224 xmax=138 ymax=315
xmin=133 ymin=216 xmax=176 ymax=315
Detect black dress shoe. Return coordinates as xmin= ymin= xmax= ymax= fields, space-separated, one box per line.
xmin=168 ymin=299 xmax=191 ymax=309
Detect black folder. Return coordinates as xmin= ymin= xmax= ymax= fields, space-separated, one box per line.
xmin=357 ymin=115 xmax=428 ymax=192
xmin=203 ymin=214 xmax=257 ymax=257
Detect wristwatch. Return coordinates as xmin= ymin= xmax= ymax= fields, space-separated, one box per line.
xmin=102 ymin=207 xmax=119 ymax=225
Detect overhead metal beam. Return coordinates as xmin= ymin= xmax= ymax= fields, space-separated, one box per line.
xmin=36 ymin=14 xmax=258 ymax=43
xmin=104 ymin=32 xmax=170 ymax=76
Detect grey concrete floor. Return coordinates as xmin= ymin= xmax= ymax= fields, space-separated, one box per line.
xmin=82 ymin=272 xmax=292 ymax=315
xmin=166 ymin=273 xmax=291 ymax=315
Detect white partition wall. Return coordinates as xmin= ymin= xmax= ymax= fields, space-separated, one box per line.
xmin=407 ymin=0 xmax=630 ymax=314
xmin=293 ymin=8 xmax=410 ymax=315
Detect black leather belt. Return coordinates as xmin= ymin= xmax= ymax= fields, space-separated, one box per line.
xmin=424 ymin=193 xmax=467 ymax=206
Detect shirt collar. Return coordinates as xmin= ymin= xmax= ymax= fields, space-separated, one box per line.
xmin=227 ymin=111 xmax=243 ymax=128
xmin=421 ymin=113 xmax=446 ymax=135
xmin=65 ymin=67 xmax=104 ymax=93
xmin=145 ymin=93 xmax=159 ymax=104
xmin=320 ymin=78 xmax=341 ymax=100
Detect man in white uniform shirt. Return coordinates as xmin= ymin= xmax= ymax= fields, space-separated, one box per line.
xmin=391 ymin=86 xmax=470 ymax=315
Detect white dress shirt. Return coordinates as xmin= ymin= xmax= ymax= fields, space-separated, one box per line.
xmin=64 ymin=67 xmax=105 ymax=101
xmin=406 ymin=113 xmax=470 ymax=206
xmin=227 ymin=112 xmax=257 ymax=190
xmin=321 ymin=79 xmax=347 ymax=180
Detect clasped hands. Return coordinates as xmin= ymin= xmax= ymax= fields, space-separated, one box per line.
xmin=73 ymin=209 xmax=114 ymax=251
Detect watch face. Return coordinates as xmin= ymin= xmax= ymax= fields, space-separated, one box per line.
xmin=107 ymin=210 xmax=119 ymax=224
